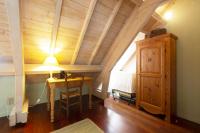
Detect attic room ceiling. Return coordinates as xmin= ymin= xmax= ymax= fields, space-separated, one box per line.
xmin=0 ymin=0 xmax=169 ymax=66
xmin=0 ymin=0 xmax=13 ymax=63
xmin=21 ymin=0 xmax=137 ymax=65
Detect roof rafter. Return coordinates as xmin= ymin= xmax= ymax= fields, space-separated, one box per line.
xmin=50 ymin=0 xmax=63 ymax=55
xmin=88 ymin=0 xmax=123 ymax=65
xmin=151 ymin=12 xmax=166 ymax=29
xmin=130 ymin=0 xmax=143 ymax=6
xmin=71 ymin=0 xmax=98 ymax=65
xmin=131 ymin=0 xmax=167 ymax=27
xmin=94 ymin=0 xmax=167 ymax=99
xmin=152 ymin=12 xmax=166 ymax=24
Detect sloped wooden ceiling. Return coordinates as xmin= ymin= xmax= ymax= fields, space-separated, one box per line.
xmin=21 ymin=0 xmax=138 ymax=65
xmin=56 ymin=0 xmax=91 ymax=64
xmin=21 ymin=0 xmax=55 ymax=64
xmin=21 ymin=0 xmax=90 ymax=64
xmin=0 ymin=0 xmax=167 ymax=68
xmin=0 ymin=0 xmax=13 ymax=63
xmin=75 ymin=0 xmax=135 ymax=65
xmin=91 ymin=0 xmax=135 ymax=65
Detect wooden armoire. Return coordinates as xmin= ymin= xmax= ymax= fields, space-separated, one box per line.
xmin=136 ymin=33 xmax=177 ymax=122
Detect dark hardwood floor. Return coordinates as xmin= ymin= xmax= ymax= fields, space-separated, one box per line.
xmin=0 ymin=96 xmax=199 ymax=133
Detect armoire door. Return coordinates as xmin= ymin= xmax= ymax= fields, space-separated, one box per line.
xmin=136 ymin=39 xmax=166 ymax=114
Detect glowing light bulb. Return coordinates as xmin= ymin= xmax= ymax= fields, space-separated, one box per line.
xmin=43 ymin=56 xmax=59 ymax=79
xmin=43 ymin=56 xmax=59 ymax=66
xmin=164 ymin=11 xmax=173 ymax=21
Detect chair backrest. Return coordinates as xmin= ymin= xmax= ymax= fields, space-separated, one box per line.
xmin=65 ymin=73 xmax=84 ymax=90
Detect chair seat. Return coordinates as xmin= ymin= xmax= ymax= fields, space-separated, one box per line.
xmin=61 ymin=91 xmax=81 ymax=99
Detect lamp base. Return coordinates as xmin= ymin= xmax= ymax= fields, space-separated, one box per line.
xmin=50 ymin=71 xmax=53 ymax=79
xmin=48 ymin=77 xmax=55 ymax=80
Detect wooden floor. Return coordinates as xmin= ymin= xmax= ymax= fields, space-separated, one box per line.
xmin=0 ymin=96 xmax=199 ymax=133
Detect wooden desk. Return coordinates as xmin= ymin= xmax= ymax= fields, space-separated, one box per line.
xmin=46 ymin=77 xmax=93 ymax=122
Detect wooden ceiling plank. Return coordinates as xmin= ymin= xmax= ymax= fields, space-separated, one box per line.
xmin=95 ymin=0 xmax=167 ymax=99
xmin=88 ymin=0 xmax=123 ymax=65
xmin=50 ymin=0 xmax=63 ymax=54
xmin=70 ymin=0 xmax=97 ymax=65
xmin=6 ymin=0 xmax=25 ymax=123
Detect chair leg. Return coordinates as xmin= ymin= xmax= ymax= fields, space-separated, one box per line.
xmin=80 ymin=88 xmax=82 ymax=114
xmin=66 ymin=98 xmax=69 ymax=118
xmin=66 ymin=107 xmax=69 ymax=118
xmin=80 ymin=96 xmax=82 ymax=114
xmin=59 ymin=94 xmax=62 ymax=111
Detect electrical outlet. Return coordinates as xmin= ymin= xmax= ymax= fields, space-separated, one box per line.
xmin=7 ymin=97 xmax=14 ymax=105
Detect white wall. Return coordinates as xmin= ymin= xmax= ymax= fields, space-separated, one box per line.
xmin=165 ymin=0 xmax=200 ymax=124
xmin=26 ymin=76 xmax=89 ymax=106
xmin=0 ymin=76 xmax=15 ymax=117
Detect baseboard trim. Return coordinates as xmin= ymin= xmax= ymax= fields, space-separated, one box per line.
xmin=9 ymin=106 xmax=16 ymax=126
xmin=173 ymin=116 xmax=200 ymax=132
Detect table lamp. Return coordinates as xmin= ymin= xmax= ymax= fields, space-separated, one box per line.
xmin=43 ymin=55 xmax=59 ymax=79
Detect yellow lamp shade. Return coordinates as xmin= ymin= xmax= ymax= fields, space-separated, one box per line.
xmin=43 ymin=56 xmax=59 ymax=66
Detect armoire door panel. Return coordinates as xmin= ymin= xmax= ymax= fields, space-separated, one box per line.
xmin=140 ymin=76 xmax=162 ymax=107
xmin=140 ymin=47 xmax=161 ymax=73
xmin=138 ymin=40 xmax=164 ymax=74
xmin=137 ymin=39 xmax=166 ymax=114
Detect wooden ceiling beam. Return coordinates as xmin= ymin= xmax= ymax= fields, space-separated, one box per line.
xmin=131 ymin=0 xmax=167 ymax=28
xmin=151 ymin=12 xmax=166 ymax=29
xmin=152 ymin=12 xmax=166 ymax=24
xmin=88 ymin=0 xmax=123 ymax=65
xmin=50 ymin=0 xmax=63 ymax=55
xmin=130 ymin=0 xmax=143 ymax=6
xmin=25 ymin=64 xmax=103 ymax=74
xmin=71 ymin=0 xmax=97 ymax=65
xmin=142 ymin=12 xmax=167 ymax=34
xmin=96 ymin=0 xmax=167 ymax=99
xmin=6 ymin=0 xmax=25 ymax=123
xmin=156 ymin=0 xmax=175 ymax=15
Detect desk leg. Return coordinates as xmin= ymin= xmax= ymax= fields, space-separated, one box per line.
xmin=47 ymin=87 xmax=50 ymax=111
xmin=50 ymin=88 xmax=55 ymax=122
xmin=89 ymin=81 xmax=93 ymax=109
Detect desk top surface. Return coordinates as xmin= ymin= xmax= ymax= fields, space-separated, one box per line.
xmin=47 ymin=76 xmax=93 ymax=83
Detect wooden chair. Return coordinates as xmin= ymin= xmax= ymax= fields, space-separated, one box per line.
xmin=59 ymin=73 xmax=84 ymax=117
